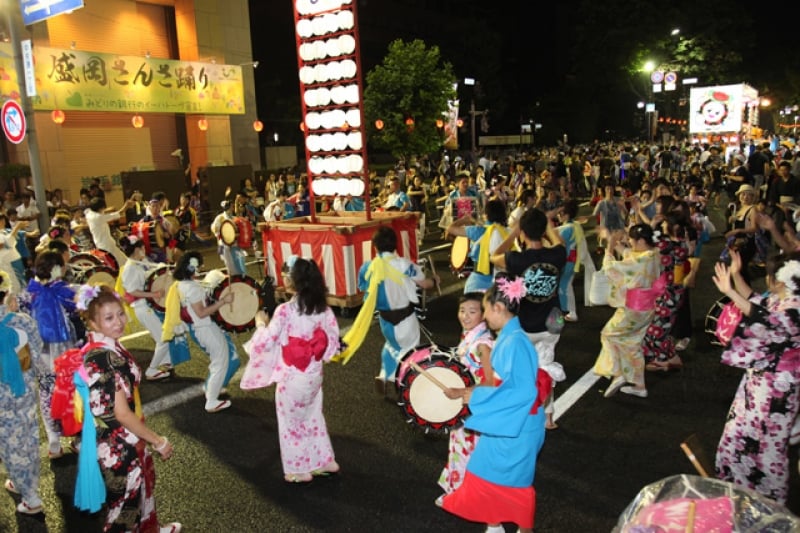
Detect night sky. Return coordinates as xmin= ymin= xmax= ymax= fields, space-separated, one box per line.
xmin=248 ymin=0 xmax=796 ymax=147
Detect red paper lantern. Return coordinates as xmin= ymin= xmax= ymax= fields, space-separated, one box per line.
xmin=374 ymin=119 xmax=384 ymax=130
xmin=435 ymin=119 xmax=444 ymax=128
xmin=198 ymin=118 xmax=209 ymax=131
xmin=456 ymin=118 xmax=464 ymax=128
xmin=253 ymin=120 xmax=264 ymax=132
xmin=51 ymin=110 xmax=65 ymax=124
xmin=131 ymin=115 xmax=144 ymax=128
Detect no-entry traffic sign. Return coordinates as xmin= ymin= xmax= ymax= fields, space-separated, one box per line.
xmin=1 ymin=100 xmax=26 ymax=144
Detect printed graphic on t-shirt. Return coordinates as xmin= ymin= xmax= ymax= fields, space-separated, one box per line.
xmin=522 ymin=263 xmax=559 ymax=303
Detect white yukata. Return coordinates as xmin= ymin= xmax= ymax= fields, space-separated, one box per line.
xmin=358 ymin=252 xmax=424 ymax=381
xmin=120 ymin=259 xmax=171 ymax=374
xmin=84 ymin=209 xmax=127 ymax=267
xmin=241 ymin=299 xmax=340 ymax=476
xmin=178 ymin=280 xmax=231 ymax=410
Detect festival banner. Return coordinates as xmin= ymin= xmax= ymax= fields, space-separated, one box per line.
xmin=0 ymin=43 xmax=245 ymax=115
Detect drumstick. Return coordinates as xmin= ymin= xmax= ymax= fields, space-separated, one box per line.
xmin=685 ymin=500 xmax=696 ymax=533
xmin=409 ymin=360 xmax=450 ymax=392
xmin=427 ymin=254 xmax=442 ymax=296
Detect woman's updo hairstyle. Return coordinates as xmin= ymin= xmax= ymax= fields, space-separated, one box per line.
xmin=78 ymin=284 xmax=122 ymax=324
xmin=628 ymin=223 xmax=654 ymax=244
xmin=120 ymin=234 xmax=145 ymax=257
xmin=173 ymin=251 xmax=203 ymax=280
xmin=34 ymin=250 xmax=65 ymax=281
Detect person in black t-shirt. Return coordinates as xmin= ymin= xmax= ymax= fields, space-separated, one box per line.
xmin=490 ymin=208 xmax=566 ymax=430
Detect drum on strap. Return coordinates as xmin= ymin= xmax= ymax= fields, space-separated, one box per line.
xmin=220 ymin=217 xmax=254 ymax=249
xmin=449 ymin=236 xmax=472 ymax=276
xmin=93 ymin=249 xmax=119 ymax=272
xmin=69 ymin=252 xmax=103 ymax=272
xmin=211 ymin=274 xmax=263 ymax=332
xmin=395 ymin=345 xmax=475 ymax=434
xmin=704 ymin=296 xmax=731 ymax=347
xmin=145 ymin=265 xmax=173 ymax=312
xmin=81 ymin=265 xmax=117 ymax=287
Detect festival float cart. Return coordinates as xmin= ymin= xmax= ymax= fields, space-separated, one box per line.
xmin=260 ymin=211 xmax=418 ymax=313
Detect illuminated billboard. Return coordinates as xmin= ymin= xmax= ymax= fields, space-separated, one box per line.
xmin=689 ymin=83 xmax=759 ymax=134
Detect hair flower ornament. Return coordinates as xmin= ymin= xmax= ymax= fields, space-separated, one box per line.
xmin=497 ymin=275 xmax=526 ymax=304
xmin=76 ymin=284 xmax=102 ymax=311
xmin=127 ymin=234 xmax=139 ymax=245
xmin=776 ymin=260 xmax=800 ymax=293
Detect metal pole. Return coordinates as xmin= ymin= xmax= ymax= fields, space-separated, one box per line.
xmin=5 ymin=6 xmax=50 ymax=234
xmin=470 ymin=99 xmax=476 ymax=163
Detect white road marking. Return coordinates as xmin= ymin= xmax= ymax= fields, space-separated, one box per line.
xmin=553 ymin=368 xmax=601 ymax=422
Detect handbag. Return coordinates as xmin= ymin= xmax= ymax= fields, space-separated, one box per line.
xmin=169 ymin=334 xmax=191 ymax=365
xmin=589 ymin=270 xmax=610 ymax=306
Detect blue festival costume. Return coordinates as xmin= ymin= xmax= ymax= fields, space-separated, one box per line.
xmin=357 ymin=252 xmax=424 ymax=381
xmin=442 ymin=316 xmax=544 ymax=529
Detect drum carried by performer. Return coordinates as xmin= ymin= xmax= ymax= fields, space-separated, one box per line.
xmin=117 ymin=235 xmax=173 ymax=380
xmin=161 ymin=251 xmax=240 ymax=413
xmin=211 ymin=198 xmax=248 ymax=277
xmin=85 ymin=196 xmax=133 ymax=268
xmin=445 ymin=200 xmax=508 ymax=293
xmin=130 ymin=192 xmax=179 ymax=264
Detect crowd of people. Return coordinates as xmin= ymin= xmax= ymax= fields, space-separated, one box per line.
xmin=3 ymin=136 xmax=800 ymax=530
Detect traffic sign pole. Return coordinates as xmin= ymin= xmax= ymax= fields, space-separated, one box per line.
xmin=4 ymin=2 xmax=50 ymax=235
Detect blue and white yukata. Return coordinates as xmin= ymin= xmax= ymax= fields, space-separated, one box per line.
xmin=463 ymin=224 xmax=506 ymax=293
xmin=0 ymin=305 xmax=45 ymax=511
xmin=358 ymin=252 xmax=424 ymax=381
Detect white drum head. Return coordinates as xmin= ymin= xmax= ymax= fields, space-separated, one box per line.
xmin=408 ymin=367 xmax=466 ymax=423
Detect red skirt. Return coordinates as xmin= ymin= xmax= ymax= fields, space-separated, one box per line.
xmin=442 ymin=471 xmax=536 ymax=528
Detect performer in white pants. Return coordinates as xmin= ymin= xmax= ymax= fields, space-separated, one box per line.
xmin=119 ymin=236 xmax=172 ymax=380
xmin=164 ymin=251 xmax=236 ymax=413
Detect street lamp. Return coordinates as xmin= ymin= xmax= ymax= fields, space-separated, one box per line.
xmin=671 ymin=28 xmax=680 ymax=37
xmin=643 ymin=60 xmax=656 ymax=73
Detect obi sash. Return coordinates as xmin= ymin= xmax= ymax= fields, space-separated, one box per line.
xmin=282 ymin=328 xmax=328 ymax=371
xmin=624 ymin=274 xmax=667 ymax=312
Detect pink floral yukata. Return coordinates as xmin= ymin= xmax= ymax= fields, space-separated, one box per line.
xmin=241 ymin=299 xmax=340 ymax=476
xmin=715 ymin=292 xmax=800 ymax=504
xmin=438 ymin=322 xmax=495 ymax=495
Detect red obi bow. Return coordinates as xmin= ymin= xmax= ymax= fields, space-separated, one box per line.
xmin=281 ymin=328 xmax=329 ymax=371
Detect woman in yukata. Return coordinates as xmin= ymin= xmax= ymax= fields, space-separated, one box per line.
xmin=712 ymin=249 xmax=800 ymax=505
xmin=241 ymin=256 xmax=341 ymax=483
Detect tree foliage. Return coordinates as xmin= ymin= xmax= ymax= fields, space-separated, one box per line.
xmin=363 ymin=39 xmax=456 ymax=159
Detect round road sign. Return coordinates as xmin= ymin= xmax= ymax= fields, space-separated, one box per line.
xmin=1 ymin=100 xmax=26 ymax=144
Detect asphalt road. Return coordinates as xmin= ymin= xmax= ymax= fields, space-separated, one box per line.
xmin=2 ymin=208 xmax=799 ymax=532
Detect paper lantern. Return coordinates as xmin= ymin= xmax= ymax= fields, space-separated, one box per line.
xmin=305 ymin=112 xmax=321 ymax=130
xmin=51 ymin=110 xmax=66 ymax=124
xmin=198 ymin=118 xmax=209 ymax=131
xmin=296 ymin=19 xmax=313 ymax=38
xmin=349 ymin=179 xmax=365 ymax=196
xmin=375 ymin=119 xmax=384 ymax=130
xmin=435 ymin=119 xmax=444 ymax=128
xmin=344 ymin=84 xmax=359 ymax=104
xmin=456 ymin=118 xmax=464 ymax=128
xmin=340 ymin=60 xmax=357 ymax=79
xmin=333 ymin=132 xmax=348 ymax=151
xmin=253 ymin=120 xmax=264 ymax=132
xmin=345 ymin=109 xmax=361 ymax=128
xmin=338 ymin=9 xmax=354 ymax=30
xmin=339 ymin=34 xmax=356 ymax=55
xmin=335 ymin=178 xmax=350 ymax=194
xmin=347 ymin=132 xmax=362 ymax=150
xmin=132 ymin=115 xmax=144 ymax=128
